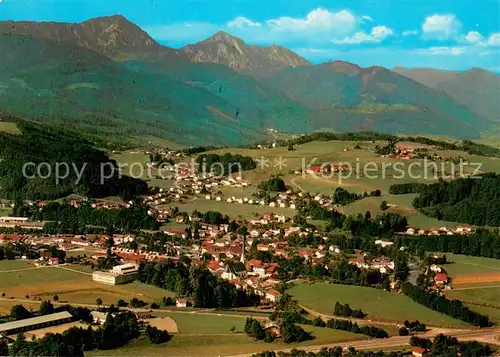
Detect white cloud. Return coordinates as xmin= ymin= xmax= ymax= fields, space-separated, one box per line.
xmin=464 ymin=31 xmax=484 ymax=44
xmin=422 ymin=14 xmax=461 ymax=39
xmin=486 ymin=33 xmax=500 ymax=46
xmin=332 ymin=25 xmax=394 ymax=44
xmin=361 ymin=15 xmax=373 ymax=22
xmin=227 ymin=16 xmax=261 ymax=29
xmin=266 ymin=8 xmax=357 ymax=34
xmin=417 ymin=46 xmax=467 ymax=56
xmin=402 ymin=30 xmax=418 ymax=36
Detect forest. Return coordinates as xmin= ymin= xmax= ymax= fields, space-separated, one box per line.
xmin=30 ymin=201 xmax=159 ymax=233
xmin=195 ymin=153 xmax=256 ymax=176
xmin=136 ymin=260 xmax=260 ymax=308
xmin=0 ymin=119 xmax=148 ymax=200
xmin=412 ymin=174 xmax=500 ymax=226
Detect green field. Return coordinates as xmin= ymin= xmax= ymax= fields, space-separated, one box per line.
xmin=86 ymin=322 xmax=365 ymax=357
xmin=0 ymin=259 xmax=35 ymax=271
xmin=164 ymin=198 xmax=294 ymax=219
xmin=289 ymin=282 xmax=468 ymax=327
xmin=442 ymin=254 xmax=500 ymax=278
xmin=447 ymin=287 xmax=500 ymax=308
xmin=0 ymin=264 xmax=173 ymax=305
xmin=155 ymin=311 xmax=248 ymax=334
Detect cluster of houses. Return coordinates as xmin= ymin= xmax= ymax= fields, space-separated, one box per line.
xmin=403 ymin=226 xmax=473 ymax=236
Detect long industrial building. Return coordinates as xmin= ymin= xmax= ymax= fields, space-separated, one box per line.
xmin=0 ymin=311 xmax=74 ymax=336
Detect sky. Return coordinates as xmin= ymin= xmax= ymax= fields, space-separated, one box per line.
xmin=1 ymin=0 xmax=499 ymax=71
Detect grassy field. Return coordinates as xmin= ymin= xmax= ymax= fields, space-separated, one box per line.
xmin=446 ymin=287 xmax=500 ymax=308
xmin=154 ymin=311 xmax=247 ymax=334
xmin=0 ymin=259 xmax=36 ymax=271
xmin=0 ymin=122 xmax=21 ymax=135
xmin=0 ymin=265 xmax=173 ymax=305
xmin=163 ymin=198 xmax=295 ymax=219
xmin=442 ymin=254 xmax=500 ymax=278
xmin=86 ymin=323 xmax=365 ymax=357
xmin=289 ymin=282 xmax=468 ymax=327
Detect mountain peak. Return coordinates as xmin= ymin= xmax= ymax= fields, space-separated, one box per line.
xmin=323 ymin=61 xmax=361 ymax=75
xmin=0 ymin=15 xmax=165 ymax=57
xmin=207 ymin=31 xmax=243 ymax=43
xmin=182 ymin=31 xmax=310 ymax=77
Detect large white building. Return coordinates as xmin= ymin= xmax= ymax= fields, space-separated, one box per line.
xmin=92 ymin=263 xmax=138 ymax=285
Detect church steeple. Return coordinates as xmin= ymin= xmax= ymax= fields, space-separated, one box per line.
xmin=240 ymin=234 xmax=246 ymax=264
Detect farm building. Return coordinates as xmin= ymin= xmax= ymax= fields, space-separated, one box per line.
xmin=0 ymin=311 xmax=74 ymax=336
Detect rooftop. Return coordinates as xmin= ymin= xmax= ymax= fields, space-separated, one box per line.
xmin=0 ymin=311 xmax=73 ymax=333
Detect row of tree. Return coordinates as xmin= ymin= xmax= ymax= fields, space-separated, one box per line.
xmin=388 ymin=183 xmax=427 ymax=195
xmin=401 ymin=283 xmax=490 ymax=327
xmin=410 ymin=334 xmax=491 ymax=356
xmin=333 ymin=302 xmax=365 ymax=319
xmin=396 ymin=229 xmax=500 ymax=259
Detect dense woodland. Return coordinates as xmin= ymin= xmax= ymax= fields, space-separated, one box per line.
xmin=195 ymin=153 xmax=256 ymax=176
xmin=136 ymin=260 xmax=260 ymax=308
xmin=412 ymin=174 xmax=500 ymax=226
xmin=30 ymin=201 xmax=160 ymax=233
xmin=0 ymin=119 xmax=148 ymax=201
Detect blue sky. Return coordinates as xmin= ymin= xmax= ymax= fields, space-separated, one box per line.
xmin=1 ymin=0 xmax=499 ymax=71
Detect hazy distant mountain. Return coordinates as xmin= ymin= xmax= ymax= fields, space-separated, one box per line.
xmin=182 ymin=31 xmax=311 ymax=77
xmin=394 ymin=67 xmax=500 ymax=121
xmin=264 ymin=61 xmax=492 ymax=138
xmin=0 ymin=15 xmax=496 ymax=143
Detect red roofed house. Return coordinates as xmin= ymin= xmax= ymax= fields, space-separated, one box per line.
xmin=176 ymin=298 xmax=188 ymax=308
xmin=412 ymin=347 xmax=429 ymax=357
xmin=434 ymin=273 xmax=449 ymax=284
xmin=265 ymin=289 xmax=281 ymax=303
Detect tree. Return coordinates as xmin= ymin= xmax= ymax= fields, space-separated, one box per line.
xmin=39 ymin=300 xmax=54 ymax=315
xmin=398 ymin=326 xmax=409 ymax=336
xmin=96 ymin=298 xmax=103 ymax=307
xmin=53 ymin=295 xmax=59 ymax=301
xmin=0 ymin=339 xmax=8 ymax=356
xmin=380 ymin=200 xmax=389 ymax=211
xmin=145 ymin=326 xmax=171 ymax=344
xmin=10 ymin=305 xmax=31 ymax=320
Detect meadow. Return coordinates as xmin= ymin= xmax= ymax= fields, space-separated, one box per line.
xmin=0 ymin=263 xmax=173 ymax=305
xmin=289 ymin=282 xmax=468 ymax=327
xmin=86 ymin=320 xmax=365 ymax=357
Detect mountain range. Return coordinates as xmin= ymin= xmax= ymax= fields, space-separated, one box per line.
xmin=0 ymin=15 xmax=498 ymax=145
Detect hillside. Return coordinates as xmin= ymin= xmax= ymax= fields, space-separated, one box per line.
xmin=181 ymin=31 xmax=311 ymax=78
xmin=0 ymin=15 xmax=496 ymax=143
xmin=412 ymin=174 xmax=500 ymax=227
xmin=393 ymin=67 xmax=500 ymax=121
xmin=0 ymin=118 xmax=148 ymax=200
xmin=0 ymin=35 xmax=311 ymax=145
xmin=265 ymin=61 xmax=492 ymax=138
